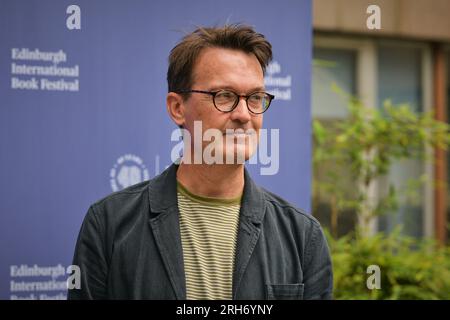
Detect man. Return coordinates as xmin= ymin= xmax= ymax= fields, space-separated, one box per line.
xmin=68 ymin=24 xmax=333 ymax=300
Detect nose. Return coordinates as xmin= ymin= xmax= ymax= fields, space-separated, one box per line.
xmin=229 ymin=96 xmax=252 ymax=123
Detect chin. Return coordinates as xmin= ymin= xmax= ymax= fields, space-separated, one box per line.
xmin=222 ymin=143 xmax=255 ymax=165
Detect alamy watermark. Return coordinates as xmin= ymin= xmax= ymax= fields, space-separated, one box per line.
xmin=366 ymin=4 xmax=381 ymax=30
xmin=366 ymin=264 xmax=381 ymax=290
xmin=170 ymin=121 xmax=279 ymax=175
xmin=66 ymin=5 xmax=81 ymax=30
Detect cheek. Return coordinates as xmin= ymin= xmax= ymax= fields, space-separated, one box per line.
xmin=252 ymin=116 xmax=263 ymax=131
xmin=184 ymin=100 xmax=223 ymax=134
xmin=183 ymin=99 xmax=204 ymax=127
xmin=195 ymin=107 xmax=228 ymax=131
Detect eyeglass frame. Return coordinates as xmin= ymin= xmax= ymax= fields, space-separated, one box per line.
xmin=175 ymin=89 xmax=275 ymax=114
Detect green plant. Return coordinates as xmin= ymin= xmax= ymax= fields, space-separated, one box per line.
xmin=326 ymin=228 xmax=450 ymax=299
xmin=312 ymin=85 xmax=450 ymax=299
xmin=313 ymin=84 xmax=450 ymax=235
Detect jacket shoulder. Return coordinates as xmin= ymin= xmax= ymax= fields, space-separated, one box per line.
xmin=88 ymin=180 xmax=151 ymax=223
xmin=260 ymin=187 xmax=322 ymax=227
xmin=93 ymin=180 xmax=150 ymax=206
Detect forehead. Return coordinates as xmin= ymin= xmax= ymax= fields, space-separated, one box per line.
xmin=192 ymin=47 xmax=264 ymax=90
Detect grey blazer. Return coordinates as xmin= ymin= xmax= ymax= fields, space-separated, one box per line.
xmin=68 ymin=163 xmax=333 ymax=300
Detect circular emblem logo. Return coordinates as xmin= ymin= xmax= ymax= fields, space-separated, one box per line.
xmin=110 ymin=154 xmax=150 ymax=192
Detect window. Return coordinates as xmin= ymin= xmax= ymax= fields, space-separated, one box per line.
xmin=312 ymin=45 xmax=358 ymax=236
xmin=377 ymin=44 xmax=425 ymax=238
xmin=312 ymin=48 xmax=356 ymax=119
xmin=312 ymin=36 xmax=432 ymax=238
xmin=446 ymin=50 xmax=450 ymax=244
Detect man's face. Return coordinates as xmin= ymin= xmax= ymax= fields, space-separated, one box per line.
xmin=182 ymin=47 xmax=265 ymax=164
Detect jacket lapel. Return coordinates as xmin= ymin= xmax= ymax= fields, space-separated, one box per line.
xmin=146 ymin=163 xmax=266 ymax=300
xmin=232 ymin=168 xmax=266 ymax=299
xmin=147 ymin=164 xmax=186 ymax=300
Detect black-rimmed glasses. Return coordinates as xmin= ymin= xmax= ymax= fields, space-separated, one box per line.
xmin=176 ymin=89 xmax=275 ymax=114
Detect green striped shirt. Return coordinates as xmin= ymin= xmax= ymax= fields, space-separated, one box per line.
xmin=177 ymin=181 xmax=242 ymax=300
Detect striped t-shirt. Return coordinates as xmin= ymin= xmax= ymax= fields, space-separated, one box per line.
xmin=176 ymin=180 xmax=242 ymax=300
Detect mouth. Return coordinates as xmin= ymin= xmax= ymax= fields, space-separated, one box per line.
xmin=223 ymin=130 xmax=256 ymax=137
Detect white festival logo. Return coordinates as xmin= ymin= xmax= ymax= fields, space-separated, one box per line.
xmin=110 ymin=154 xmax=150 ymax=191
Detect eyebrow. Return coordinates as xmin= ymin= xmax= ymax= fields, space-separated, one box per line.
xmin=208 ymin=85 xmax=266 ymax=93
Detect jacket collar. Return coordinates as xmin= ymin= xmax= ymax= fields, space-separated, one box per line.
xmin=147 ymin=162 xmax=266 ymax=299
xmin=147 ymin=162 xmax=266 ymax=223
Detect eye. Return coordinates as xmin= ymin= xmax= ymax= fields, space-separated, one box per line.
xmin=251 ymin=94 xmax=263 ymax=101
xmin=249 ymin=93 xmax=265 ymax=102
xmin=216 ymin=91 xmax=235 ymax=99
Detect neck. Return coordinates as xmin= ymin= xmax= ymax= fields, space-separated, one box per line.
xmin=176 ymin=161 xmax=245 ymax=199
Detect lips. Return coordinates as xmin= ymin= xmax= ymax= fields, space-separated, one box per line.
xmin=223 ymin=130 xmax=255 ymax=136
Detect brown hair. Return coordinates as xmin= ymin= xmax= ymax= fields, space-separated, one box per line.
xmin=167 ymin=24 xmax=272 ymax=95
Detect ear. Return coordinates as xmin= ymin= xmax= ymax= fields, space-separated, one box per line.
xmin=166 ymin=92 xmax=186 ymax=127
